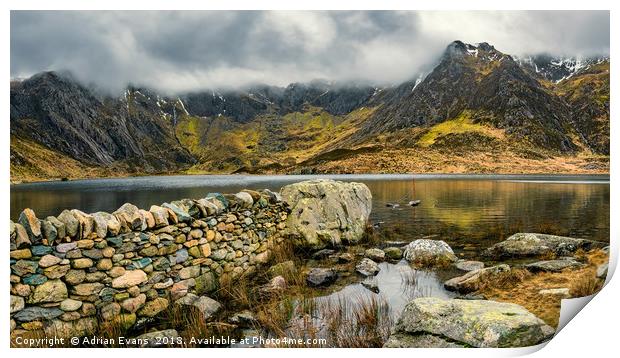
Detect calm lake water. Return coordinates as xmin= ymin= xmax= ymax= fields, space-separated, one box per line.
xmin=10 ymin=174 xmax=610 ymax=252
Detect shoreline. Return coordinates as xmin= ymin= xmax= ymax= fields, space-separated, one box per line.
xmin=10 ymin=171 xmax=612 ymax=186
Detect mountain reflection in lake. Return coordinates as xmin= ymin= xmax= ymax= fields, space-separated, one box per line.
xmin=11 ymin=174 xmax=609 ymax=252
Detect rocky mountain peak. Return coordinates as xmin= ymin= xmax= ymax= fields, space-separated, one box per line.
xmin=442 ymin=41 xmax=506 ymax=63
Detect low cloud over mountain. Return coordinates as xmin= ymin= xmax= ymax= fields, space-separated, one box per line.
xmin=10 ymin=11 xmax=609 ymax=93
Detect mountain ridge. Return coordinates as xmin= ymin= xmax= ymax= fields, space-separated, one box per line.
xmin=10 ymin=40 xmax=610 ymax=182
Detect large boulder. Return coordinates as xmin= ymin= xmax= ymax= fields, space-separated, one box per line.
xmin=280 ymin=179 xmax=372 ymax=249
xmin=403 ymin=239 xmax=458 ymax=267
xmin=484 ymin=233 xmax=606 ymax=259
xmin=384 ymin=297 xmax=554 ymax=348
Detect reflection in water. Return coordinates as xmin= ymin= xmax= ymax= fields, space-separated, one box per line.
xmin=11 ymin=174 xmax=609 ymax=250
xmin=316 ymin=261 xmax=454 ymax=320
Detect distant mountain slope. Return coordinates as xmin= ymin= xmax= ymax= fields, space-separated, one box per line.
xmin=9 ymin=40 xmax=610 ymax=182
xmin=555 ymin=61 xmax=610 ymax=154
xmin=516 ymin=55 xmax=608 ymax=83
xmin=10 ymin=72 xmax=195 ymax=173
xmin=354 ymin=41 xmax=579 ymax=152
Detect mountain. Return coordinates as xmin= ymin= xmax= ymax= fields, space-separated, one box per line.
xmin=555 ymin=61 xmax=610 ymax=154
xmin=353 ymin=41 xmax=580 ymax=152
xmin=10 ymin=72 xmax=196 ymax=173
xmin=516 ymin=55 xmax=608 ymax=83
xmin=9 ymin=41 xmax=610 ymax=182
xmin=179 ymin=80 xmax=376 ymax=123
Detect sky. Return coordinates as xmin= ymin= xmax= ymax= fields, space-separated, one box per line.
xmin=10 ymin=10 xmax=610 ymax=94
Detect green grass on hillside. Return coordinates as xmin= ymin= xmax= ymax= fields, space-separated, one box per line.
xmin=416 ymin=111 xmax=504 ymax=147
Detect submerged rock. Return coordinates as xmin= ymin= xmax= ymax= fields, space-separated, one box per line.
xmin=403 ymin=239 xmax=458 ymax=267
xmin=280 ymin=179 xmax=372 ymax=249
xmin=361 ymin=278 xmax=380 ymax=293
xmin=385 ymin=297 xmax=554 ymax=347
xmin=484 ymin=233 xmax=606 ymax=259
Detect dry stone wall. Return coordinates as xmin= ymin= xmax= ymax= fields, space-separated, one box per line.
xmin=10 ymin=189 xmax=289 ymax=339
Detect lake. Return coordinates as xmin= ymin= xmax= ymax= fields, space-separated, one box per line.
xmin=10 ymin=174 xmax=610 ymax=253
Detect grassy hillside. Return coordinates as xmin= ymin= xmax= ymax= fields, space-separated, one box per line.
xmin=10 ymin=136 xmax=123 ymax=183
xmin=174 ymin=106 xmax=378 ymax=174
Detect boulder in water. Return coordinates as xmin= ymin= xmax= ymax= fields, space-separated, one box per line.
xmin=280 ymin=179 xmax=372 ymax=249
xmin=403 ymin=239 xmax=458 ymax=267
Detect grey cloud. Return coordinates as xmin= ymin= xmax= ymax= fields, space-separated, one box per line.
xmin=10 ymin=10 xmax=609 ymax=94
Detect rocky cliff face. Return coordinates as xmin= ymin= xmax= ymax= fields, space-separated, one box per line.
xmin=10 ymin=72 xmax=195 ymax=173
xmin=354 ymin=41 xmax=584 ymax=152
xmin=516 ymin=55 xmax=608 ymax=83
xmin=9 ymin=41 xmax=610 ymax=181
xmin=555 ymin=62 xmax=610 ymax=154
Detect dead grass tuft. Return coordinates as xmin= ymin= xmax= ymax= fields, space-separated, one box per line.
xmin=479 ymin=249 xmax=608 ymax=328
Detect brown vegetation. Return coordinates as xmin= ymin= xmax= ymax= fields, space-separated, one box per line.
xmin=478 ymin=249 xmax=608 ymax=327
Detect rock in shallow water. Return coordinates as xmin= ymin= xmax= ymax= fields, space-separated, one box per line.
xmin=385 ymin=297 xmax=554 ymax=348
xmin=306 ymin=268 xmax=337 ymax=287
xmin=403 ymin=239 xmax=458 ymax=267
xmin=364 ymin=248 xmax=385 ymax=262
xmin=280 ymin=179 xmax=372 ymax=249
xmin=356 ymin=258 xmax=380 ymax=277
xmin=444 ymin=264 xmax=511 ymax=294
xmin=361 ymin=278 xmax=379 ymax=293
xmin=383 ymin=247 xmax=403 ymax=260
